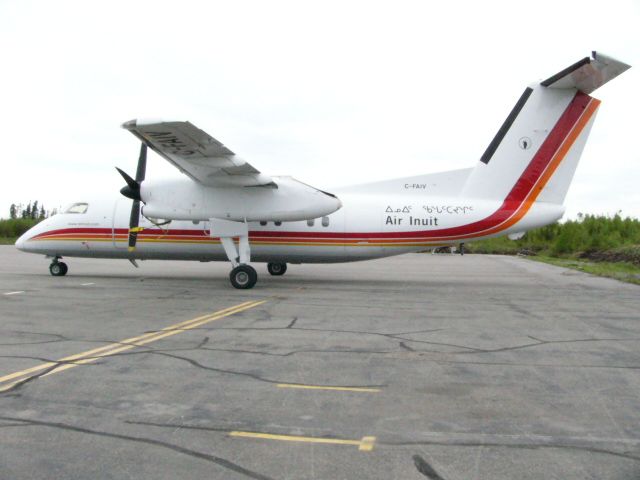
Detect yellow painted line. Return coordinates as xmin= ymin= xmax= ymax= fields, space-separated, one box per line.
xmin=277 ymin=383 xmax=380 ymax=393
xmin=359 ymin=436 xmax=377 ymax=451
xmin=0 ymin=300 xmax=266 ymax=392
xmin=229 ymin=431 xmax=376 ymax=452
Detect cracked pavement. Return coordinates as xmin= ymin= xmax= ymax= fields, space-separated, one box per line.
xmin=1 ymin=247 xmax=639 ymax=479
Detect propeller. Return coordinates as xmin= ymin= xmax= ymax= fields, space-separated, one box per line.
xmin=116 ymin=143 xmax=147 ymax=252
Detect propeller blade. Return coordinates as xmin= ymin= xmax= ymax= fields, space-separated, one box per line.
xmin=116 ymin=168 xmax=141 ymax=201
xmin=135 ymin=143 xmax=147 ymax=183
xmin=128 ymin=200 xmax=141 ymax=252
xmin=116 ymin=167 xmax=137 ymax=190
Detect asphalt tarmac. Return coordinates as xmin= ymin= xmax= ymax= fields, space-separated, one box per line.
xmin=0 ymin=246 xmax=639 ymax=479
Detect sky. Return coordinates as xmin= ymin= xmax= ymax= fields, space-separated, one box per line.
xmin=1 ymin=0 xmax=639 ymax=220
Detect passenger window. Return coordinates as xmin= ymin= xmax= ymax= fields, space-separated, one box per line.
xmin=274 ymin=221 xmax=282 ymax=226
xmin=260 ymin=221 xmax=267 ymax=226
xmin=321 ymin=216 xmax=329 ymax=227
xmin=64 ymin=202 xmax=89 ymax=214
xmin=307 ymin=219 xmax=315 ymax=227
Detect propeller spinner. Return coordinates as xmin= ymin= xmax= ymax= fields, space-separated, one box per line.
xmin=116 ymin=143 xmax=147 ymax=251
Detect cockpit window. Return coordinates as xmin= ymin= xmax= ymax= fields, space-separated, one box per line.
xmin=64 ymin=202 xmax=89 ymax=214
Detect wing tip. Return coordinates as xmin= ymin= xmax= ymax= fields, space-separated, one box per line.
xmin=122 ymin=118 xmax=185 ymax=129
xmin=121 ymin=119 xmax=137 ymax=130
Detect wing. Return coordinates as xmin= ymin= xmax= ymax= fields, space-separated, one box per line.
xmin=122 ymin=119 xmax=274 ymax=187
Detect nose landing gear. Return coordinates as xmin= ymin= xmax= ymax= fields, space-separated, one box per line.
xmin=49 ymin=258 xmax=68 ymax=276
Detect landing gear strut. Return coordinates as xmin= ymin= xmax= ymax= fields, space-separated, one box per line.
xmin=267 ymin=262 xmax=287 ymax=276
xmin=49 ymin=257 xmax=68 ymax=276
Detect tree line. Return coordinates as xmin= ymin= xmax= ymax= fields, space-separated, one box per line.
xmin=8 ymin=201 xmax=56 ymax=220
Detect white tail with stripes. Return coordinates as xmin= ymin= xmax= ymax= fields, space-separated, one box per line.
xmin=461 ymin=52 xmax=629 ymax=207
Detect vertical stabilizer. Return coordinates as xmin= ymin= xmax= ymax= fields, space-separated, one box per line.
xmin=461 ymin=52 xmax=629 ymax=206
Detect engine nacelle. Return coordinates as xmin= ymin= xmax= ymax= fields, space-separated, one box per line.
xmin=140 ymin=176 xmax=342 ymax=222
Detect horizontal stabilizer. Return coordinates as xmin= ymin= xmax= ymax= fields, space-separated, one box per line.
xmin=541 ymin=51 xmax=630 ymax=94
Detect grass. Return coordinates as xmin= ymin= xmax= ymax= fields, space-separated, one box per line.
xmin=462 ymin=214 xmax=640 ymax=285
xmin=527 ymin=255 xmax=640 ymax=285
xmin=0 ymin=237 xmax=18 ymax=245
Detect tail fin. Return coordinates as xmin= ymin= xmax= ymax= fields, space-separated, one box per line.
xmin=461 ymin=52 xmax=630 ymax=205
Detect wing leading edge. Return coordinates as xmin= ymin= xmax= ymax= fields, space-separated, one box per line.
xmin=122 ymin=119 xmax=275 ymax=188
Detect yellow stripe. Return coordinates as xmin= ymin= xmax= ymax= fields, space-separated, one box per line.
xmin=277 ymin=383 xmax=380 ymax=393
xmin=229 ymin=431 xmax=376 ymax=451
xmin=0 ymin=300 xmax=266 ymax=391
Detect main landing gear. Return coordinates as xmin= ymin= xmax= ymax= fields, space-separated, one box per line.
xmin=230 ymin=264 xmax=258 ymax=289
xmin=209 ymin=218 xmax=258 ymax=290
xmin=49 ymin=257 xmax=68 ymax=276
xmin=209 ymin=219 xmax=289 ymax=289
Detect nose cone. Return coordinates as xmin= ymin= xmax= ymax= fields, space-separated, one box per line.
xmin=15 ymin=230 xmax=31 ymax=251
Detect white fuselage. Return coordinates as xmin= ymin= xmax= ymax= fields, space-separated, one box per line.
xmin=16 ymin=189 xmax=564 ymax=264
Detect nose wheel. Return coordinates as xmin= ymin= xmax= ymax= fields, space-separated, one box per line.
xmin=49 ymin=260 xmax=68 ymax=276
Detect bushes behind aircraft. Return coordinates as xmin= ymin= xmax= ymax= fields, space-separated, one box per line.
xmin=0 ymin=218 xmax=40 ymax=240
xmin=0 ymin=201 xmax=52 ymax=241
xmin=467 ymin=213 xmax=640 ymax=264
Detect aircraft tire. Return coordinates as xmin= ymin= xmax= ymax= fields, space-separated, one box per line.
xmin=230 ymin=265 xmax=257 ymax=289
xmin=50 ymin=262 xmax=68 ymax=276
xmin=267 ymin=262 xmax=287 ymax=276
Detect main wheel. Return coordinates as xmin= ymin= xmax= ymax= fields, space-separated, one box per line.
xmin=50 ymin=262 xmax=68 ymax=276
xmin=267 ymin=262 xmax=287 ymax=276
xmin=230 ymin=265 xmax=258 ymax=289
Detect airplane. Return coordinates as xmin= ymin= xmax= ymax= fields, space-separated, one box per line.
xmin=15 ymin=51 xmax=631 ymax=289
